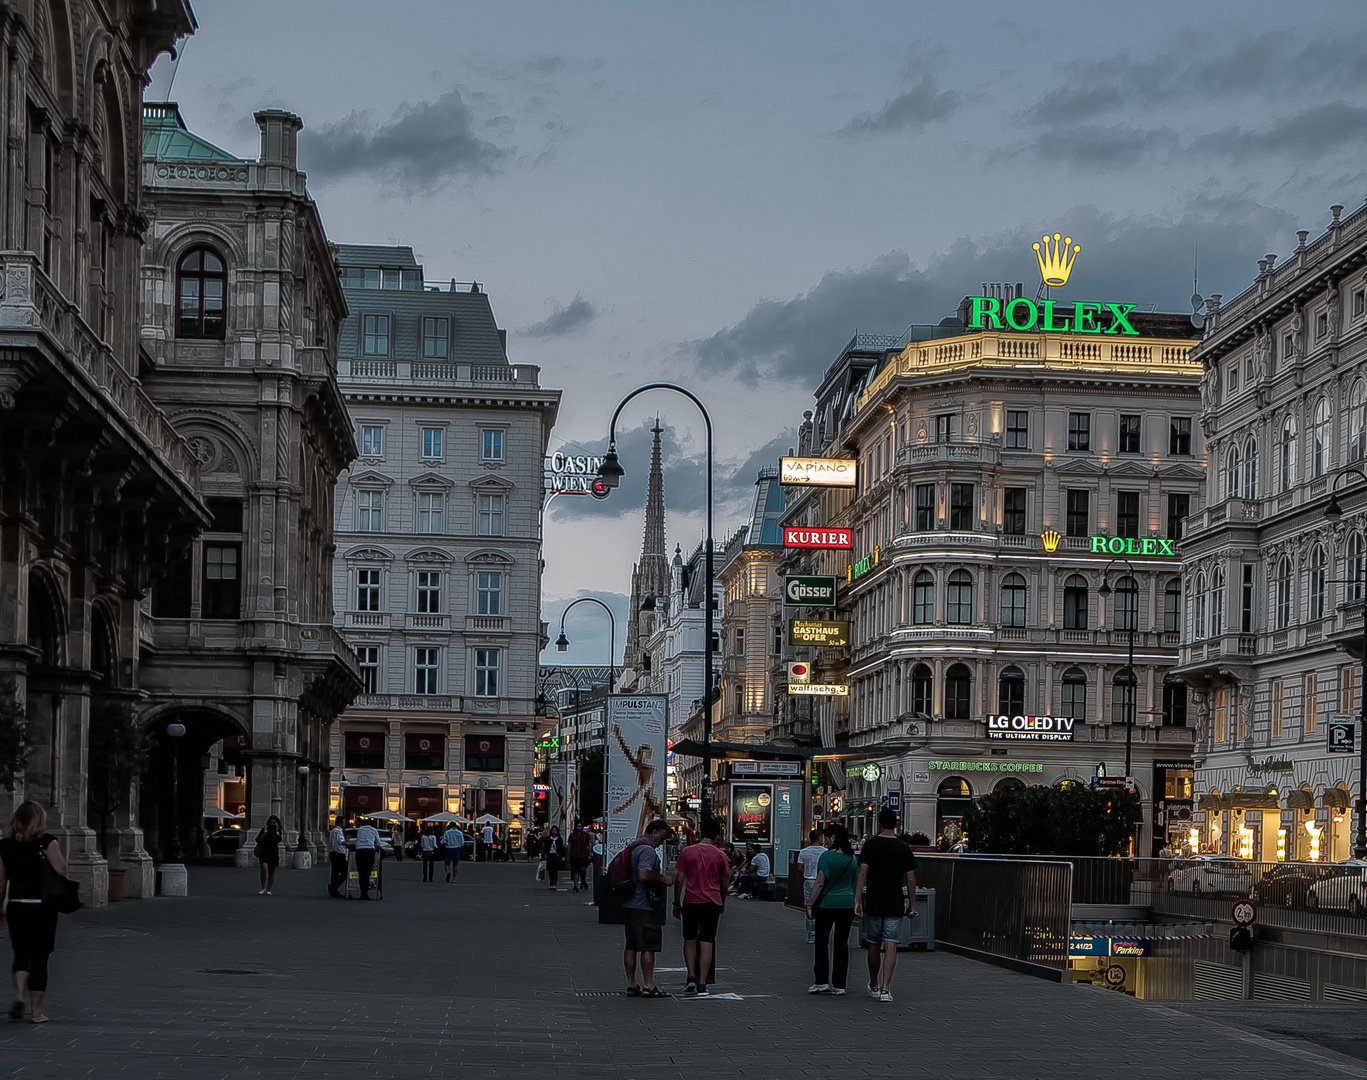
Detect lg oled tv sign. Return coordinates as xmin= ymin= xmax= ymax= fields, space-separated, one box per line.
xmin=784 ymin=527 xmax=852 ymax=550
xmin=987 ymin=714 xmax=1076 ymax=742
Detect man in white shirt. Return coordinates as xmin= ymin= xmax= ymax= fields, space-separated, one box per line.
xmin=327 ymin=815 xmax=348 ymax=898
xmin=419 ymin=827 xmax=439 ymax=883
xmin=442 ymin=825 xmax=466 ymax=881
xmin=480 ymin=823 xmax=495 ymax=861
xmin=736 ymin=844 xmax=772 ymax=897
xmin=796 ymin=829 xmax=828 ymax=941
xmin=354 ymin=820 xmax=382 ymax=900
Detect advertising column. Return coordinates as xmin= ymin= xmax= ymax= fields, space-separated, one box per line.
xmin=604 ymin=695 xmax=669 ymax=863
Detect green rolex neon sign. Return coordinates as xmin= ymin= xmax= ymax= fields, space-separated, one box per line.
xmin=968 ymin=296 xmax=1139 ymax=336
xmin=1091 ymin=535 xmax=1177 ymax=556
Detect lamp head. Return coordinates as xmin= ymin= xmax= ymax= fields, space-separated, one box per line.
xmin=1326 ymin=493 xmax=1344 ymax=520
xmin=298 ymin=764 xmax=310 ymax=776
xmin=1098 ymin=578 xmax=1112 ymax=598
xmin=597 ymin=446 xmax=625 ymax=489
xmin=166 ymin=721 xmax=187 ymax=739
xmin=555 ymin=631 xmax=570 ymax=652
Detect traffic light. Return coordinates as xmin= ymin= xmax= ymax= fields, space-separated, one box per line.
xmin=533 ymin=789 xmax=548 ymax=820
xmin=1229 ymin=926 xmax=1251 ymax=953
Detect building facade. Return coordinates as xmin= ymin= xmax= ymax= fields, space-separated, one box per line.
xmin=1178 ymin=201 xmax=1367 ymax=864
xmin=329 ymin=245 xmax=560 ymax=838
xmin=137 ymin=103 xmax=361 ymax=875
xmin=808 ymin=295 xmax=1205 ymax=850
xmin=0 ymin=1 xmax=202 ymax=905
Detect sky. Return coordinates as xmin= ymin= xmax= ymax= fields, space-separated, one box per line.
xmin=149 ymin=0 xmax=1367 ymax=667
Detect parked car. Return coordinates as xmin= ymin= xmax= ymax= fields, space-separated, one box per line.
xmin=1307 ymin=859 xmax=1367 ymax=915
xmin=1253 ymin=863 xmax=1321 ymax=909
xmin=1165 ymin=855 xmax=1255 ymax=897
xmin=207 ymin=827 xmax=244 ymax=856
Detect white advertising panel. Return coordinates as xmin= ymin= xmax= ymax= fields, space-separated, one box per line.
xmin=605 ymin=694 xmax=668 ymax=863
xmin=548 ymin=761 xmax=579 ymax=831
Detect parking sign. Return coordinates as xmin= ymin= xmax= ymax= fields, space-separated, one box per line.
xmin=1329 ymin=720 xmax=1356 ymax=754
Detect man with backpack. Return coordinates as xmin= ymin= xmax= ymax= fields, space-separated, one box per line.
xmin=612 ymin=819 xmax=673 ymax=997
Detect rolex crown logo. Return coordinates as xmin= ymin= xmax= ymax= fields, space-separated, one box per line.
xmin=1041 ymin=529 xmax=1061 ymax=553
xmin=1033 ymin=233 xmax=1081 ymax=288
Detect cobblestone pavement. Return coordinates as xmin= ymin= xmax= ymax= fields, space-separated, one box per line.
xmin=3 ymin=859 xmax=1367 ymax=1079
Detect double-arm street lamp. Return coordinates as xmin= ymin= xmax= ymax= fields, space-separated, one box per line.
xmin=1097 ymin=558 xmax=1139 ymax=782
xmin=595 ymin=383 xmax=716 ymax=824
xmin=1325 ymin=467 xmax=1367 ymax=858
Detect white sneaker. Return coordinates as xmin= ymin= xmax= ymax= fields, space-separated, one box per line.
xmin=868 ymin=983 xmax=881 ymax=999
xmin=258 ymin=889 xmax=266 ymax=895
xmin=878 ymin=990 xmax=893 ymax=1003
xmin=265 ymin=891 xmax=272 ymax=896
xmin=806 ymin=935 xmax=815 ymax=943
xmin=831 ymin=988 xmax=846 ymax=996
xmin=807 ymin=983 xmax=830 ymax=994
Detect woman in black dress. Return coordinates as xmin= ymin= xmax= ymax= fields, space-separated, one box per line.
xmin=543 ymin=825 xmax=566 ymax=891
xmin=0 ymin=800 xmax=67 ymax=1023
xmin=255 ymin=815 xmax=284 ymax=895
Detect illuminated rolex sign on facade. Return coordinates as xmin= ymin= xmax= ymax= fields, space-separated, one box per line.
xmin=966 ymin=234 xmax=1139 ymax=336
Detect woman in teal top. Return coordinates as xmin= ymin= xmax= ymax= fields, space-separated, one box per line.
xmin=805 ymin=825 xmax=859 ymax=994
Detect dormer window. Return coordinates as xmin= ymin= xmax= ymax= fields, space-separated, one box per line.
xmin=177 ymin=247 xmax=226 ymax=338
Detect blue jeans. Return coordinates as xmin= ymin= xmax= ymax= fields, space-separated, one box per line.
xmin=862 ymin=914 xmax=903 ymax=945
xmin=803 ymin=879 xmax=816 ymax=936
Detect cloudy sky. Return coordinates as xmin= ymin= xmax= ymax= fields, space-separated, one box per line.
xmin=150 ymin=0 xmax=1367 ymax=666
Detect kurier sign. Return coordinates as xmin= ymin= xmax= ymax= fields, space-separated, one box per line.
xmin=785 ymin=575 xmax=837 ymax=607
xmin=784 ymin=527 xmax=852 ymax=550
xmin=780 ymin=457 xmax=857 ymax=487
xmin=987 ymin=714 xmax=1077 ymax=742
xmin=788 ymin=619 xmax=851 ymax=647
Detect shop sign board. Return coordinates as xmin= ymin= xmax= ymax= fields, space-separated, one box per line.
xmin=544 ymin=452 xmax=608 ymax=497
xmin=987 ymin=714 xmax=1076 ymax=741
xmin=849 ymin=547 xmax=880 ymax=582
xmin=929 ymin=760 xmax=1044 ymax=773
xmin=788 ymin=683 xmax=849 ymax=696
xmin=1069 ymin=936 xmax=1149 ymax=958
xmin=784 ymin=527 xmax=853 ymax=550
xmin=788 ymin=619 xmax=851 ymax=647
xmin=780 ymin=457 xmax=857 ymax=487
xmin=730 ymin=760 xmax=802 ymax=778
xmin=1328 ymin=720 xmax=1356 ymax=753
xmin=731 ymin=784 xmax=773 ymax=844
xmin=784 ymin=575 xmax=838 ymax=606
xmin=1089 ymin=535 xmax=1177 ymax=556
xmin=787 ymin=661 xmax=811 ymax=684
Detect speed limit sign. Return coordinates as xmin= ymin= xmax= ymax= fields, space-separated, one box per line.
xmin=1231 ymin=900 xmax=1257 ymax=927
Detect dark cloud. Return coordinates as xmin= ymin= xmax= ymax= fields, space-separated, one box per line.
xmin=539 ymin=591 xmax=630 ymax=667
xmin=837 ymin=75 xmax=960 ymax=137
xmin=1193 ymin=103 xmax=1367 ymax=164
xmin=1024 ymin=124 xmax=1181 ymax=170
xmin=522 ymin=295 xmax=597 ymax=337
xmin=302 ymin=89 xmax=510 ymax=192
xmin=684 ymin=199 xmax=1301 ymax=387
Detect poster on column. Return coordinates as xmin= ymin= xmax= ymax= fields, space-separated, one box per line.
xmin=605 ymin=695 xmax=668 ymax=863
xmin=548 ymin=762 xmax=579 ymax=831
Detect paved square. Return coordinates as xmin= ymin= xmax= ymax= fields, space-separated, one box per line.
xmin=3 ymin=859 xmax=1366 ymax=1079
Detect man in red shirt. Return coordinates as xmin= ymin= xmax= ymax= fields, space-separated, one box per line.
xmin=567 ymin=820 xmax=593 ymax=893
xmin=671 ymin=818 xmax=732 ymax=997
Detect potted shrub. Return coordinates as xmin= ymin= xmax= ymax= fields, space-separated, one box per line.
xmin=88 ymin=699 xmax=151 ymax=899
xmin=0 ymin=678 xmax=30 ymax=792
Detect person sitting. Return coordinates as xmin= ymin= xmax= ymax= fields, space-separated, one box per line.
xmin=734 ymin=844 xmax=772 ymax=897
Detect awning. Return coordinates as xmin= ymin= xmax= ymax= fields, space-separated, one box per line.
xmin=1322 ymin=786 xmax=1351 ymax=810
xmin=1285 ymin=788 xmax=1314 ymax=811
xmin=1228 ymin=786 xmax=1279 ymax=809
xmin=1196 ymin=793 xmax=1224 ymax=811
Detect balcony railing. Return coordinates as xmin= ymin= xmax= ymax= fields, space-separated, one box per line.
xmin=339 ymin=357 xmax=542 ymax=388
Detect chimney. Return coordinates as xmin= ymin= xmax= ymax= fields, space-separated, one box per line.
xmin=254 ymin=109 xmax=304 ymax=170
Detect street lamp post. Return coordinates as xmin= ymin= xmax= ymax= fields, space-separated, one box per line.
xmin=1097 ymin=559 xmax=1139 ymax=783
xmin=165 ymin=721 xmax=186 ymax=862
xmin=554 ymin=596 xmax=617 ymax=694
xmin=1324 ymin=468 xmax=1367 ymax=858
xmin=296 ymin=763 xmax=311 ymax=852
xmin=596 ymin=383 xmax=715 ymax=823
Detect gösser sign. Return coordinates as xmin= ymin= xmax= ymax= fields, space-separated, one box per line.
xmin=780 ymin=457 xmax=857 ymax=487
xmin=785 ymin=575 xmax=837 ymax=607
xmin=987 ymin=714 xmax=1077 ymax=742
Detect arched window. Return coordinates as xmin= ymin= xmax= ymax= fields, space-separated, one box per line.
xmin=1309 ymin=544 xmax=1327 ymax=621
xmin=1209 ymin=567 xmax=1225 ymax=636
xmin=947 ymin=569 xmax=974 ymax=624
xmin=1274 ymin=556 xmax=1292 ymax=630
xmin=912 ymin=570 xmax=935 ymax=625
xmin=1163 ymin=580 xmax=1182 ymax=633
xmin=177 ymin=246 xmax=227 ymax=338
xmin=1226 ymin=445 xmax=1240 ymax=499
xmin=1113 ymin=575 xmax=1138 ymax=631
xmin=1349 ymin=531 xmax=1366 ymax=603
xmin=910 ymin=664 xmax=933 ymax=716
xmin=1061 ymin=666 xmax=1087 ymax=721
xmin=997 ymin=665 xmax=1025 ymax=716
xmin=1352 ymin=381 xmax=1367 ymax=463
xmin=1313 ymin=397 xmax=1332 ymax=477
xmin=1280 ymin=416 xmax=1298 ymax=492
xmin=1000 ymin=572 xmax=1027 ymax=628
xmin=1243 ymin=436 xmax=1258 ymax=498
xmin=1063 ymin=574 xmax=1089 ymax=630
xmin=1111 ymin=666 xmax=1136 ymax=726
xmin=944 ymin=663 xmax=972 ymax=720
xmin=937 ymin=776 xmax=971 ymax=798
xmin=1193 ymin=571 xmax=1207 ymax=639
xmin=1162 ymin=673 xmax=1188 ymax=726
xmin=994 ymin=776 xmax=1026 ymax=794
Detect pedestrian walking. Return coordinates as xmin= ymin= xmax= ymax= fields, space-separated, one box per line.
xmin=544 ymin=826 xmax=566 ymax=890
xmin=0 ymin=801 xmax=66 ymax=1023
xmin=327 ymin=815 xmax=348 ymax=897
xmin=419 ymin=826 xmax=438 ymax=883
xmin=671 ymin=818 xmax=731 ymax=996
xmin=855 ymin=808 xmax=918 ymax=1002
xmin=796 ymin=828 xmax=827 ymax=942
xmin=806 ymin=824 xmax=858 ymax=995
xmin=568 ymin=821 xmax=592 ymax=893
xmin=354 ymin=819 xmax=382 ymax=900
xmin=481 ymin=822 xmax=495 ymax=862
xmin=622 ymin=819 xmax=673 ymax=998
xmin=254 ymin=815 xmax=283 ymax=895
xmin=441 ymin=823 xmax=465 ymax=882
xmin=526 ymin=829 xmax=541 ymax=864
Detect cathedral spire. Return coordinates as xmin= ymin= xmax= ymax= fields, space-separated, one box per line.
xmin=624 ymin=417 xmax=672 ymax=677
xmin=643 ymin=417 xmax=666 ymax=558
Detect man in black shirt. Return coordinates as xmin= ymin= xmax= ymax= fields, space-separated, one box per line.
xmin=855 ymin=808 xmax=917 ymax=1002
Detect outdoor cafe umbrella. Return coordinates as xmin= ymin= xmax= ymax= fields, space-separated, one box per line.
xmin=420 ymin=811 xmax=469 ymax=824
xmin=363 ymin=811 xmax=414 ymax=823
xmin=474 ymin=814 xmax=508 ymax=825
xmin=203 ymin=809 xmax=244 ymax=820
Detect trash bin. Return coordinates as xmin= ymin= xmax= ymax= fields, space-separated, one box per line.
xmin=858 ymin=887 xmax=935 ymax=950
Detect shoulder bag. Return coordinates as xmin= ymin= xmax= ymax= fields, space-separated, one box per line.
xmin=40 ymin=844 xmax=82 ymax=914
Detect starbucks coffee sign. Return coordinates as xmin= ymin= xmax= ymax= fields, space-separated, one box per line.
xmin=784 ymin=575 xmax=837 ymax=607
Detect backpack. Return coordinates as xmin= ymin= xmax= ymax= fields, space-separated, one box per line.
xmin=606 ymin=839 xmax=652 ymax=896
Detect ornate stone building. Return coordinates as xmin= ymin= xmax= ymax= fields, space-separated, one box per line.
xmin=136 ymin=103 xmax=360 ymax=876
xmin=0 ymin=1 xmax=201 ymax=905
xmin=1177 ymin=201 xmax=1367 ymax=864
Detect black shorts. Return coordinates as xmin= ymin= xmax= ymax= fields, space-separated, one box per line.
xmin=623 ymin=908 xmax=663 ymax=953
xmin=681 ymin=902 xmax=723 ymax=943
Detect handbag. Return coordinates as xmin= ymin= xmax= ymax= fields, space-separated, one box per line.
xmin=40 ymin=846 xmax=82 ymax=914
xmin=535 ymin=859 xmax=547 ymax=881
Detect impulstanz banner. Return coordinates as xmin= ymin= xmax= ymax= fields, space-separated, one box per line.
xmin=605 ymin=695 xmax=668 ymax=863
xmin=987 ymin=714 xmax=1077 ymax=741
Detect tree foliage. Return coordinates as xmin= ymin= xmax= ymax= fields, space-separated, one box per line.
xmin=963 ymin=783 xmax=1139 ymax=857
xmin=88 ymin=698 xmax=153 ymax=859
xmin=0 ymin=678 xmax=30 ymax=792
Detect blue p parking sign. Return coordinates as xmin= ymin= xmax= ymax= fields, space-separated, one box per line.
xmin=1329 ymin=721 xmax=1356 ymax=754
